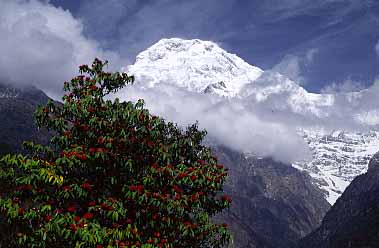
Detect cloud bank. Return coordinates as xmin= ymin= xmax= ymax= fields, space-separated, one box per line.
xmin=114 ymin=84 xmax=312 ymax=164
xmin=0 ymin=0 xmax=126 ymax=99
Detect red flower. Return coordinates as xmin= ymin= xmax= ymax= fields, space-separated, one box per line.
xmin=88 ymin=201 xmax=96 ymax=207
xmin=63 ymin=131 xmax=71 ymax=137
xmin=197 ymin=159 xmax=206 ymax=165
xmin=74 ymin=152 xmax=87 ymax=161
xmin=89 ymin=85 xmax=98 ymax=91
xmin=44 ymin=215 xmax=52 ymax=222
xmin=221 ymin=195 xmax=232 ymax=203
xmin=81 ymin=125 xmax=89 ymax=131
xmin=129 ymin=185 xmax=137 ymax=191
xmin=137 ymin=185 xmax=144 ymax=193
xmin=88 ymin=106 xmax=95 ymax=113
xmin=100 ymin=203 xmax=112 ymax=211
xmin=67 ymin=206 xmax=75 ymax=213
xmin=191 ymin=175 xmax=197 ymax=181
xmin=83 ymin=212 xmax=93 ymax=220
xmin=96 ymin=245 xmax=103 ymax=248
xmin=160 ymin=239 xmax=167 ymax=244
xmin=216 ymin=164 xmax=224 ymax=169
xmin=63 ymin=185 xmax=72 ymax=192
xmin=191 ymin=194 xmax=198 ymax=201
xmin=70 ymin=224 xmax=77 ymax=232
xmin=88 ymin=147 xmax=96 ymax=154
xmin=81 ymin=182 xmax=92 ymax=191
xmin=18 ymin=208 xmax=25 ymax=215
xmin=55 ymin=209 xmax=64 ymax=214
xmin=173 ymin=185 xmax=183 ymax=193
xmin=73 ymin=216 xmax=81 ymax=222
xmin=174 ymin=194 xmax=181 ymax=200
xmin=177 ymin=173 xmax=188 ymax=179
xmin=96 ymin=147 xmax=105 ymax=153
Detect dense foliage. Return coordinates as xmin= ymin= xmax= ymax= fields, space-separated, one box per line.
xmin=0 ymin=59 xmax=231 ymax=247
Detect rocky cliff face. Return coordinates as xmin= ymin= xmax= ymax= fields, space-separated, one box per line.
xmin=0 ymin=83 xmax=51 ymax=153
xmin=212 ymin=146 xmax=330 ymax=248
xmin=299 ymin=151 xmax=379 ymax=248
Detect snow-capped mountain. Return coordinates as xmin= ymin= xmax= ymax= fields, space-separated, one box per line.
xmin=121 ymin=38 xmax=379 ymax=205
xmin=126 ymin=38 xmax=263 ymax=97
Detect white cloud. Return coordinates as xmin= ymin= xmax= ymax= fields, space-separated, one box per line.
xmin=271 ymin=55 xmax=305 ymax=85
xmin=114 ymin=84 xmax=312 ymax=164
xmin=0 ymin=0 xmax=127 ymax=99
xmin=320 ymin=78 xmax=366 ymax=93
xmin=305 ymin=48 xmax=319 ymax=63
xmin=375 ymin=40 xmax=379 ymax=56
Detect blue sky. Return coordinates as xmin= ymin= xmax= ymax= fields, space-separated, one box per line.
xmin=48 ymin=0 xmax=379 ymax=92
xmin=1 ymin=0 xmax=379 ymax=94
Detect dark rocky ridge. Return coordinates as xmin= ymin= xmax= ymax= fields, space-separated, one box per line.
xmin=299 ymin=152 xmax=379 ymax=248
xmin=212 ymin=146 xmax=330 ymax=248
xmin=0 ymin=83 xmax=51 ymax=154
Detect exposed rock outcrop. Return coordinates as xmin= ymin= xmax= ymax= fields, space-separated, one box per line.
xmin=213 ymin=146 xmax=330 ymax=248
xmin=299 ymin=151 xmax=379 ymax=248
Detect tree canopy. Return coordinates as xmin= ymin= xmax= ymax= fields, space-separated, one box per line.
xmin=0 ymin=59 xmax=231 ymax=247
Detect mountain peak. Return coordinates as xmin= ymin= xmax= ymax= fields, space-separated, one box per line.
xmin=136 ymin=38 xmax=220 ymax=61
xmin=126 ymin=38 xmax=263 ymax=97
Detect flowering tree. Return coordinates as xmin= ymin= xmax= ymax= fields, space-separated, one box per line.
xmin=0 ymin=59 xmax=231 ymax=247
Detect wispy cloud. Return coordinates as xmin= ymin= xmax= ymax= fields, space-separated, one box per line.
xmin=114 ymin=83 xmax=312 ymax=163
xmin=320 ymin=78 xmax=366 ymax=93
xmin=0 ymin=0 xmax=126 ymax=99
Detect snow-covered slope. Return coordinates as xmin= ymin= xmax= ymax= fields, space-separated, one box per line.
xmin=121 ymin=38 xmax=379 ymax=205
xmin=126 ymin=38 xmax=263 ymax=97
xmin=293 ymin=129 xmax=379 ymax=204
